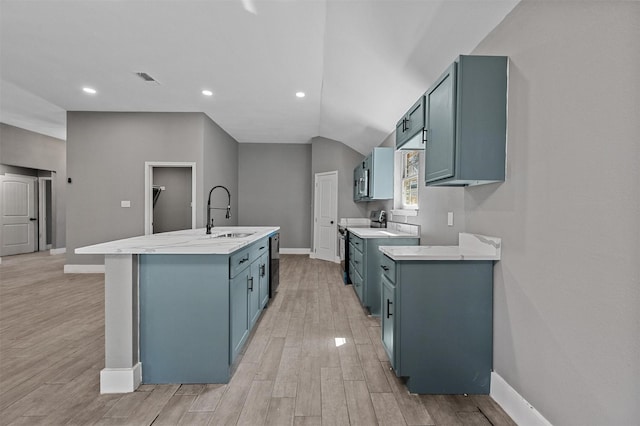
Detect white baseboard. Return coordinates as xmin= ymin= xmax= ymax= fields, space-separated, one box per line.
xmin=50 ymin=247 xmax=66 ymax=255
xmin=64 ymin=264 xmax=105 ymax=274
xmin=280 ymin=248 xmax=311 ymax=255
xmin=100 ymin=363 xmax=142 ymax=394
xmin=491 ymin=372 xmax=552 ymax=426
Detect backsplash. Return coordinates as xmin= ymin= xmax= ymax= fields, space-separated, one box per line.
xmin=387 ymin=221 xmax=420 ymax=236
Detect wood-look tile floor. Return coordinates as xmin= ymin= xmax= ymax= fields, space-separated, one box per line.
xmin=0 ymin=252 xmax=516 ymax=426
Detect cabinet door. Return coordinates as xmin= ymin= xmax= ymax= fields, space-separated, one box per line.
xmin=230 ymin=272 xmax=249 ymax=364
xmin=405 ymin=96 xmax=425 ymax=142
xmin=259 ymin=253 xmax=269 ymax=308
xmin=425 ymin=62 xmax=457 ymax=183
xmin=381 ymin=275 xmax=396 ymax=369
xmin=248 ymin=260 xmax=261 ymax=329
xmin=352 ymin=269 xmax=364 ymax=303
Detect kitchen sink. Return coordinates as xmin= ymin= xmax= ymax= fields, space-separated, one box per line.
xmin=213 ymin=232 xmax=255 ymax=238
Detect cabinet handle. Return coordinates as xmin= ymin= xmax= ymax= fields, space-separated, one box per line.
xmin=380 ymin=265 xmax=389 ymax=271
xmin=259 ymin=246 xmax=265 ymax=250
xmin=248 ymin=276 xmax=254 ymax=291
xmin=386 ymin=299 xmax=393 ymax=319
xmin=239 ymin=255 xmax=249 ymax=264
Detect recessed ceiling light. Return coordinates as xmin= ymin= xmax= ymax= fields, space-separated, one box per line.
xmin=202 ymin=90 xmax=213 ymax=96
xmin=82 ymin=87 xmax=97 ymax=94
xmin=296 ymin=92 xmax=305 ymax=98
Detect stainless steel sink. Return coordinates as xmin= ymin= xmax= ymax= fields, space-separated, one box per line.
xmin=213 ymin=232 xmax=255 ymax=239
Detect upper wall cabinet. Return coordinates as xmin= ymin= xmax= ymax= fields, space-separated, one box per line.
xmin=396 ymin=96 xmax=426 ymax=150
xmin=353 ymin=147 xmax=394 ymax=202
xmin=425 ymin=55 xmax=508 ymax=186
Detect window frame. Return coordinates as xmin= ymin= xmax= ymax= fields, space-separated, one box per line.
xmin=401 ymin=150 xmax=419 ymax=209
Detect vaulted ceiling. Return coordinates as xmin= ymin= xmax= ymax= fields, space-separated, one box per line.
xmin=0 ymin=0 xmax=519 ymax=154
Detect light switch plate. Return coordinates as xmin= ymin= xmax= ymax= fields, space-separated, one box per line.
xmin=447 ymin=211 xmax=454 ymax=226
xmin=121 ymin=200 xmax=131 ymax=208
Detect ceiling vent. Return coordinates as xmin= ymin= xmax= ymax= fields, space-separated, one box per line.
xmin=135 ymin=72 xmax=159 ymax=84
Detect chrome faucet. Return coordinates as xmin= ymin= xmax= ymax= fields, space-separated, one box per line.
xmin=206 ymin=185 xmax=231 ymax=234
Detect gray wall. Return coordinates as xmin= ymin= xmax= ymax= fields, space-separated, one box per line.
xmin=463 ymin=2 xmax=638 ymax=424
xmin=376 ymin=133 xmax=466 ymax=245
xmin=238 ymin=143 xmax=311 ymax=249
xmin=152 ymin=167 xmax=192 ymax=233
xmin=203 ymin=116 xmax=239 ymax=228
xmin=66 ymin=112 xmax=238 ymax=265
xmin=0 ymin=123 xmax=66 ymax=248
xmin=311 ymin=136 xmax=371 ymax=219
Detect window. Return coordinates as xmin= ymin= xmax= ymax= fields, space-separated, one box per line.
xmin=401 ymin=151 xmax=419 ymax=208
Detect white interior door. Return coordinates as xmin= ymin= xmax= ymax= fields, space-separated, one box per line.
xmin=0 ymin=175 xmax=37 ymax=256
xmin=313 ymin=171 xmax=338 ymax=262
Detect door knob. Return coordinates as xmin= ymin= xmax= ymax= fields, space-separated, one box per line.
xmin=330 ymin=221 xmax=334 ymax=224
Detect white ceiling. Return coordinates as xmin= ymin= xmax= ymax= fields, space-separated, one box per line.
xmin=0 ymin=0 xmax=519 ymax=154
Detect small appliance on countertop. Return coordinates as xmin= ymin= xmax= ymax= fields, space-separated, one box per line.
xmin=369 ymin=210 xmax=387 ymax=228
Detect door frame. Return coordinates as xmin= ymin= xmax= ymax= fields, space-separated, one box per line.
xmin=144 ymin=162 xmax=197 ymax=235
xmin=312 ymin=170 xmax=339 ymax=263
xmin=38 ymin=176 xmax=54 ymax=251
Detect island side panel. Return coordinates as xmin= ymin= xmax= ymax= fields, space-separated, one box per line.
xmin=139 ymin=254 xmax=230 ymax=384
xmin=102 ymin=254 xmax=141 ymax=393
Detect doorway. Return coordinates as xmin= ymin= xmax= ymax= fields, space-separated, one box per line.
xmin=144 ymin=162 xmax=196 ymax=235
xmin=0 ymin=174 xmax=37 ymax=256
xmin=313 ymin=171 xmax=338 ymax=262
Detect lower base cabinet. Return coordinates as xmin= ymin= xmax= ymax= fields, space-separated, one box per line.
xmin=347 ymin=232 xmax=418 ymax=316
xmin=380 ymin=254 xmax=494 ymax=394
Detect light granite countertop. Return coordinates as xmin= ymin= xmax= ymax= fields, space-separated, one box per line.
xmin=347 ymin=221 xmax=420 ymax=239
xmin=75 ymin=227 xmax=279 ymax=255
xmin=379 ymin=233 xmax=501 ymax=261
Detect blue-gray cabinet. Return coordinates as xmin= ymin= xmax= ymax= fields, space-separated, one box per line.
xmin=348 ymin=232 xmax=418 ymax=316
xmin=353 ymin=147 xmax=394 ymax=202
xmin=425 ymin=55 xmax=508 ymax=186
xmin=379 ymin=254 xmax=494 ymax=394
xmin=140 ymin=237 xmax=270 ymax=384
xmin=381 ymin=274 xmax=396 ymax=366
xmin=396 ymin=95 xmax=426 ymax=150
xmin=230 ymin=268 xmax=250 ymax=363
xmin=258 ymin=252 xmax=269 ymax=309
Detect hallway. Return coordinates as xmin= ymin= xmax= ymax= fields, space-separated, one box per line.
xmin=0 ymin=252 xmax=514 ymax=425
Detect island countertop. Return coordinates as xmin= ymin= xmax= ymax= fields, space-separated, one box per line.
xmin=379 ymin=232 xmax=501 ymax=261
xmin=75 ymin=226 xmax=279 ymax=255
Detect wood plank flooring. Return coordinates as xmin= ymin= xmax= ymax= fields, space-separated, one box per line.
xmin=0 ymin=252 xmax=516 ymax=425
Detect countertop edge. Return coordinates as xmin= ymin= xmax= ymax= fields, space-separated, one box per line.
xmin=75 ymin=227 xmax=280 ymax=255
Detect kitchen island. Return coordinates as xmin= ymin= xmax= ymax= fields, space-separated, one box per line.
xmin=76 ymin=226 xmax=279 ymax=394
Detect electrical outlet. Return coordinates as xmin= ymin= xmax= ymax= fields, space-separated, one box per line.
xmin=121 ymin=200 xmax=131 ymax=208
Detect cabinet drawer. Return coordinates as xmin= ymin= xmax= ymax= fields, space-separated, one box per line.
xmin=379 ymin=254 xmax=396 ymax=283
xmin=230 ymin=246 xmax=252 ymax=278
xmin=350 ymin=234 xmax=363 ymax=252
xmin=252 ymin=238 xmax=269 ymax=262
xmin=352 ymin=248 xmax=364 ymax=275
